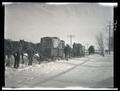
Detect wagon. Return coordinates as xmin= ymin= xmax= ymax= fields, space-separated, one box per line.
xmin=40 ymin=37 xmax=65 ymax=61
xmin=72 ymin=43 xmax=85 ymax=57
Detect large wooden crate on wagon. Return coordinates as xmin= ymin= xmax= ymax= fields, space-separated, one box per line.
xmin=40 ymin=37 xmax=65 ymax=59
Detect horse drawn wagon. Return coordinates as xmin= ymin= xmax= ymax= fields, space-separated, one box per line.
xmin=40 ymin=37 xmax=65 ymax=61
xmin=72 ymin=43 xmax=85 ymax=57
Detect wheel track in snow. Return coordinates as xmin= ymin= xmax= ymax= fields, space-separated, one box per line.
xmin=31 ymin=59 xmax=90 ymax=86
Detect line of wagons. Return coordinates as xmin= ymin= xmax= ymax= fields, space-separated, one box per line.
xmin=35 ymin=37 xmax=85 ymax=61
xmin=5 ymin=37 xmax=86 ymax=62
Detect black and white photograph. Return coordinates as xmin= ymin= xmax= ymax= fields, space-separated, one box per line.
xmin=2 ymin=2 xmax=118 ymax=90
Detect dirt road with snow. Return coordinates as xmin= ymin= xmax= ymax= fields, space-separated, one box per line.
xmin=5 ymin=54 xmax=113 ymax=88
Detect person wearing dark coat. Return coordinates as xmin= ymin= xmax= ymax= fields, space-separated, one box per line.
xmin=13 ymin=50 xmax=20 ymax=68
xmin=64 ymin=44 xmax=71 ymax=61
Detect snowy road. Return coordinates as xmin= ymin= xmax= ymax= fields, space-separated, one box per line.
xmin=5 ymin=54 xmax=113 ymax=88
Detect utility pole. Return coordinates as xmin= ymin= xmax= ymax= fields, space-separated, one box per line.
xmin=105 ymin=20 xmax=115 ymax=55
xmin=108 ymin=23 xmax=111 ymax=55
xmin=108 ymin=21 xmax=113 ymax=55
xmin=85 ymin=43 xmax=89 ymax=55
xmin=68 ymin=35 xmax=74 ymax=48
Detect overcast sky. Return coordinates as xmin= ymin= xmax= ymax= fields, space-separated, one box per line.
xmin=4 ymin=3 xmax=114 ymax=49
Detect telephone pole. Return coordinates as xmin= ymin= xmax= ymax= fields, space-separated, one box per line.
xmin=108 ymin=21 xmax=113 ymax=55
xmin=108 ymin=23 xmax=111 ymax=54
xmin=85 ymin=43 xmax=89 ymax=55
xmin=68 ymin=35 xmax=74 ymax=48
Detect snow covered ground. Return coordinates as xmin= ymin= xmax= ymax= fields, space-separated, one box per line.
xmin=4 ymin=53 xmax=115 ymax=90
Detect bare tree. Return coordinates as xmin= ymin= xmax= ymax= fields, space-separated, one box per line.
xmin=96 ymin=32 xmax=105 ymax=56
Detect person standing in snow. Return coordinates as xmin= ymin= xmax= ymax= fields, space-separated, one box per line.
xmin=13 ymin=50 xmax=20 ymax=68
xmin=25 ymin=43 xmax=36 ymax=66
xmin=64 ymin=44 xmax=71 ymax=61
